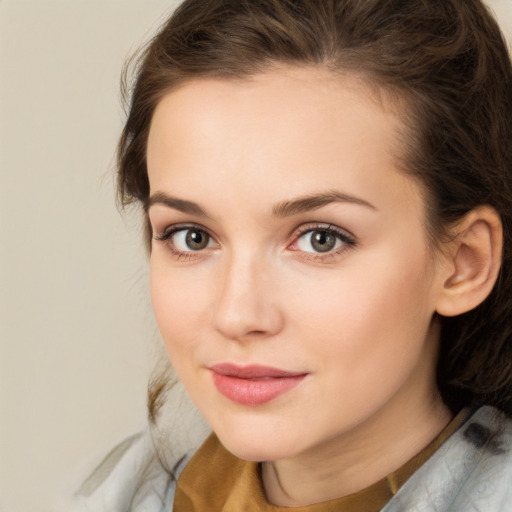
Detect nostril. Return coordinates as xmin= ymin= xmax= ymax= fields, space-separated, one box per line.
xmin=212 ymin=262 xmax=284 ymax=340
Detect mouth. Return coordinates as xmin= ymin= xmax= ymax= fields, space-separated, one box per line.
xmin=209 ymin=363 xmax=308 ymax=406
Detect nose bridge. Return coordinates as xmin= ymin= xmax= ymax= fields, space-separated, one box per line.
xmin=213 ymin=248 xmax=282 ymax=340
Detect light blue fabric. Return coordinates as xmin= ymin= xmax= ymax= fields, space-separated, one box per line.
xmin=73 ymin=405 xmax=512 ymax=511
xmin=382 ymin=406 xmax=512 ymax=512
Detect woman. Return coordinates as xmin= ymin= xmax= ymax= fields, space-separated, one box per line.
xmin=74 ymin=0 xmax=512 ymax=510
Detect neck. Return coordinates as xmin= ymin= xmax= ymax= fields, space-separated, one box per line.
xmin=262 ymin=374 xmax=452 ymax=507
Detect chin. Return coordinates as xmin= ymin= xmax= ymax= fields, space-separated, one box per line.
xmin=221 ymin=438 xmax=291 ymax=462
xmin=213 ymin=423 xmax=302 ymax=462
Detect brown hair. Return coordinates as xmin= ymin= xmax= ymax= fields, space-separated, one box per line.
xmin=118 ymin=0 xmax=512 ymax=418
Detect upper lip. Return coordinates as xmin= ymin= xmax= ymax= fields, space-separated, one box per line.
xmin=209 ymin=363 xmax=307 ymax=379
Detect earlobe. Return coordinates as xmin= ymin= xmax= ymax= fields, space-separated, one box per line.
xmin=435 ymin=206 xmax=503 ymax=317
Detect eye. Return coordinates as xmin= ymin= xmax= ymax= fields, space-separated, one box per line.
xmin=290 ymin=224 xmax=356 ymax=257
xmin=172 ymin=228 xmax=213 ymax=251
xmin=154 ymin=224 xmax=217 ymax=255
xmin=297 ymin=230 xmax=343 ymax=253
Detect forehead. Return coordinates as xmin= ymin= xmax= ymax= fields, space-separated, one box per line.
xmin=146 ymin=66 xmax=422 ymax=221
xmin=150 ymin=66 xmax=405 ymax=133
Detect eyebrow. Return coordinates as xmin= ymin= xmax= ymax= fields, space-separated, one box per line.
xmin=146 ymin=191 xmax=210 ymax=218
xmin=272 ymin=190 xmax=377 ymax=217
xmin=146 ymin=189 xmax=377 ymax=218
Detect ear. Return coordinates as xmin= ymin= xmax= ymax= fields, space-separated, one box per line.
xmin=435 ymin=206 xmax=503 ymax=317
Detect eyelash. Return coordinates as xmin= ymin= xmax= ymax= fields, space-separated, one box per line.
xmin=289 ymin=223 xmax=356 ymax=262
xmin=153 ymin=222 xmax=357 ymax=262
xmin=154 ymin=223 xmax=215 ymax=261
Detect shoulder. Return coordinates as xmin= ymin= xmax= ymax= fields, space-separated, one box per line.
xmin=71 ymin=430 xmax=180 ymax=512
xmin=384 ymin=406 xmax=512 ymax=512
xmin=72 ymin=382 xmax=211 ymax=512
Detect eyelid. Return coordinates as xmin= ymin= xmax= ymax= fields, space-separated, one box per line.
xmin=288 ymin=222 xmax=357 ymax=259
xmin=291 ymin=223 xmax=356 ymax=243
xmin=154 ymin=222 xmax=213 ymax=240
xmin=152 ymin=220 xmax=356 ymax=262
xmin=153 ymin=222 xmax=219 ymax=259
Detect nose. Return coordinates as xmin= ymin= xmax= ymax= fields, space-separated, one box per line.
xmin=212 ymin=253 xmax=284 ymax=341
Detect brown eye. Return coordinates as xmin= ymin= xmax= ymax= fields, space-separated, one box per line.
xmin=297 ymin=229 xmax=342 ymax=253
xmin=185 ymin=229 xmax=209 ymax=250
xmin=311 ymin=231 xmax=337 ymax=252
xmin=169 ymin=228 xmax=213 ymax=251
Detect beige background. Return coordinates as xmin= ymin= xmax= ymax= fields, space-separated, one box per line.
xmin=1 ymin=1 xmax=511 ymax=511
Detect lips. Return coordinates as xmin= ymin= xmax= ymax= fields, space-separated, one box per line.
xmin=209 ymin=363 xmax=307 ymax=406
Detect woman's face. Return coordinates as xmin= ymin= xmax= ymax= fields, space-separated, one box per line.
xmin=146 ymin=67 xmax=449 ymax=463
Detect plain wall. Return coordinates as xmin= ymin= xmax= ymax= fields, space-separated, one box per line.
xmin=1 ymin=1 xmax=511 ymax=511
xmin=0 ymin=2 xmax=179 ymax=511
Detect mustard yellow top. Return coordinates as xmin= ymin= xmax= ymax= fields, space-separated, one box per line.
xmin=174 ymin=409 xmax=470 ymax=512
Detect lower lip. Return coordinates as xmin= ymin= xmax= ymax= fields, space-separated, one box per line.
xmin=211 ymin=372 xmax=306 ymax=406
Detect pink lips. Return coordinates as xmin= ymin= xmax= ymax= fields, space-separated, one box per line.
xmin=210 ymin=363 xmax=307 ymax=406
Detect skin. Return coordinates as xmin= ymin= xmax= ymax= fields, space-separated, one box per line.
xmin=146 ymin=67 xmax=453 ymax=506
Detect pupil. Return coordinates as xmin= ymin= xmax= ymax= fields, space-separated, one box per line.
xmin=312 ymin=231 xmax=335 ymax=252
xmin=186 ymin=230 xmax=208 ymax=250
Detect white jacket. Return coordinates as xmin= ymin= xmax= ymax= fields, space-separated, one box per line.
xmin=72 ymin=384 xmax=512 ymax=511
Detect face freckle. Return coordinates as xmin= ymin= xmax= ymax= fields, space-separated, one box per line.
xmin=146 ymin=66 xmax=448 ymax=466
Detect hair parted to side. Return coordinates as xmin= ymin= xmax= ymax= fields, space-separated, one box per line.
xmin=117 ymin=0 xmax=512 ymax=419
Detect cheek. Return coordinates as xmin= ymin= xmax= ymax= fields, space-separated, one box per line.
xmin=149 ymin=260 xmax=208 ymax=357
xmin=285 ymin=246 xmax=436 ymax=361
xmin=282 ymin=253 xmax=438 ymax=425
